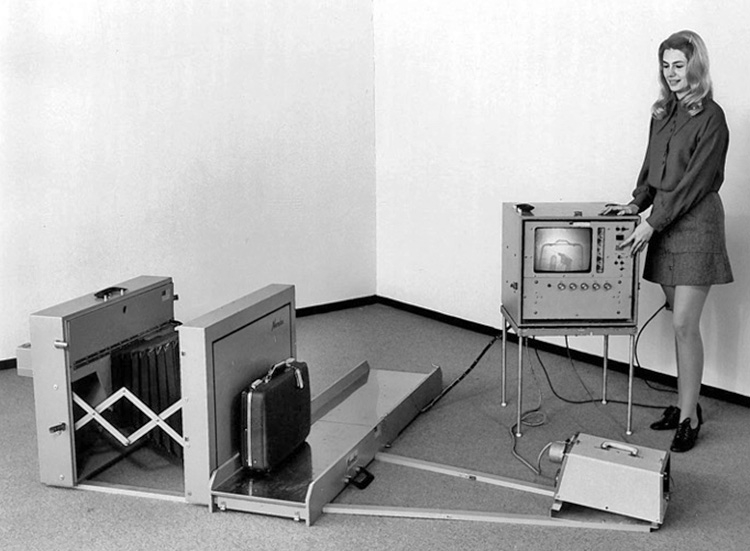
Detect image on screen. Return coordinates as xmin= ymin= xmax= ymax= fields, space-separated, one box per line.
xmin=534 ymin=227 xmax=592 ymax=273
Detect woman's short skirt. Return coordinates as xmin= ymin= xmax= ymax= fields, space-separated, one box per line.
xmin=643 ymin=192 xmax=733 ymax=286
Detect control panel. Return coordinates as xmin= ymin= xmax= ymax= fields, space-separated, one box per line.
xmin=522 ymin=220 xmax=637 ymax=322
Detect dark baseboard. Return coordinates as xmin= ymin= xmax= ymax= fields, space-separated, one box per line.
xmin=374 ymin=296 xmax=502 ymax=337
xmin=0 ymin=358 xmax=17 ymax=371
xmin=297 ymin=295 xmax=379 ymax=317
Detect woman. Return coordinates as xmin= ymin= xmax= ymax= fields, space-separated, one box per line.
xmin=603 ymin=30 xmax=733 ymax=453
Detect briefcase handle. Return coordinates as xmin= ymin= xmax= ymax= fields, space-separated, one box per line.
xmin=601 ymin=441 xmax=639 ymax=457
xmin=266 ymin=357 xmax=295 ymax=379
xmin=261 ymin=358 xmax=305 ymax=389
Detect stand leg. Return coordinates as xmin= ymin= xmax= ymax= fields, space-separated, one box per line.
xmin=626 ymin=334 xmax=635 ymax=435
xmin=515 ymin=336 xmax=524 ymax=437
xmin=602 ymin=335 xmax=609 ymax=405
xmin=501 ymin=321 xmax=507 ymax=407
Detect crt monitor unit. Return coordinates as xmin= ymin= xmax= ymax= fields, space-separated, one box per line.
xmin=502 ymin=202 xmax=640 ymax=328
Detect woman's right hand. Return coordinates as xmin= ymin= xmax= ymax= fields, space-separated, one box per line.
xmin=600 ymin=203 xmax=639 ymax=216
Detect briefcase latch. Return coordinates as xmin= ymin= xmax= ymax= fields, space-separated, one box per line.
xmin=293 ymin=366 xmax=305 ymax=389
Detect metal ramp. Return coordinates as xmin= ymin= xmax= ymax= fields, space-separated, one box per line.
xmin=209 ymin=363 xmax=442 ymax=525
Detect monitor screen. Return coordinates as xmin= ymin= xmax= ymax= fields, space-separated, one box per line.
xmin=533 ymin=227 xmax=592 ymax=273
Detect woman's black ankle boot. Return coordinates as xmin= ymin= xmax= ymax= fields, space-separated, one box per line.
xmin=650 ymin=403 xmax=702 ymax=431
xmin=670 ymin=416 xmax=701 ymax=453
xmin=650 ymin=405 xmax=680 ymax=430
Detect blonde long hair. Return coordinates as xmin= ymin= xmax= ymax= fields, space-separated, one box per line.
xmin=652 ymin=30 xmax=712 ymax=119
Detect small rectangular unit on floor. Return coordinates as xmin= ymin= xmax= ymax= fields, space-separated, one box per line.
xmin=551 ymin=433 xmax=670 ymax=527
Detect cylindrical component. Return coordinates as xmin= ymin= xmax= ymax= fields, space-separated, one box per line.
xmin=548 ymin=441 xmax=568 ymax=464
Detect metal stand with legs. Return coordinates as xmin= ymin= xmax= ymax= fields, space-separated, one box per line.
xmin=500 ymin=306 xmax=638 ymax=437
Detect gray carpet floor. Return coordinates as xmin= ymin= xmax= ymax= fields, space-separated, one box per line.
xmin=2 ymin=303 xmax=749 ymax=550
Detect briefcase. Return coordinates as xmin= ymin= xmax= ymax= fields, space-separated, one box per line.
xmin=241 ymin=358 xmax=311 ymax=472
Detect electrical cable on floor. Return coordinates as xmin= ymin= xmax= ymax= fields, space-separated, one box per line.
xmin=412 ymin=334 xmax=554 ymax=479
xmin=530 ymin=302 xmax=675 ymax=410
xmin=564 ymin=335 xmax=598 ymax=402
xmin=535 ymin=441 xmax=556 ymax=475
xmin=410 ymin=303 xmax=674 ymax=477
xmin=508 ymin=340 xmax=554 ymax=479
xmin=420 ymin=334 xmax=501 ymax=414
xmin=532 ymin=344 xmax=598 ymax=405
xmin=533 ymin=343 xmax=667 ymax=410
xmin=395 ymin=334 xmax=502 ymax=438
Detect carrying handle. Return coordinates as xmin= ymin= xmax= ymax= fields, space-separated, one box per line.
xmin=601 ymin=441 xmax=639 ymax=457
xmin=266 ymin=358 xmax=295 ymax=380
xmin=261 ymin=358 xmax=304 ymax=389
xmin=94 ymin=286 xmax=127 ymax=301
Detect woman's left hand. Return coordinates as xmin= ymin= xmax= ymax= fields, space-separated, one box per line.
xmin=619 ymin=221 xmax=655 ymax=256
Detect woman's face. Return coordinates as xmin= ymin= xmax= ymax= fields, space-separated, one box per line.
xmin=662 ymin=48 xmax=689 ymax=98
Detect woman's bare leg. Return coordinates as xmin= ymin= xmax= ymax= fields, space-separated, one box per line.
xmin=664 ymin=284 xmax=711 ymax=428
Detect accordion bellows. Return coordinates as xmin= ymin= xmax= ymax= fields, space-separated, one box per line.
xmin=111 ymin=330 xmax=183 ymax=459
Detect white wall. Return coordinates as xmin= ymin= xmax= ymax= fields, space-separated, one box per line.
xmin=3 ymin=1 xmax=749 ymax=398
xmin=0 ymin=1 xmax=376 ymax=357
xmin=375 ymin=1 xmax=750 ymax=394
